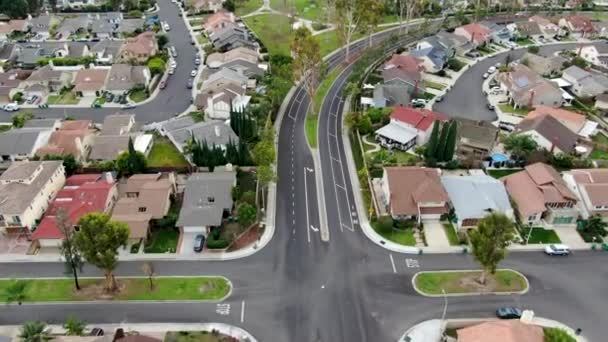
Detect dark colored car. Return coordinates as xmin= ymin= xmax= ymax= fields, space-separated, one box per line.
xmin=187 ymin=78 xmax=194 ymax=89
xmin=89 ymin=328 xmax=104 ymax=336
xmin=193 ymin=234 xmax=205 ymax=252
xmin=496 ymin=307 xmax=522 ymax=319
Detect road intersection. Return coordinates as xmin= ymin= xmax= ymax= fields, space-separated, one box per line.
xmin=1 ymin=3 xmax=607 ymax=341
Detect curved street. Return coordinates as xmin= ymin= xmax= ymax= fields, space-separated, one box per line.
xmin=1 ymin=3 xmax=608 ymax=341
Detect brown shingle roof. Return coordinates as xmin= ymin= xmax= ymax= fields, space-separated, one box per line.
xmin=73 ymin=68 xmax=108 ymax=92
xmin=384 ymin=167 xmax=449 ymax=217
xmin=516 ymin=114 xmax=579 ymax=153
xmin=457 ymin=320 xmax=544 ymax=342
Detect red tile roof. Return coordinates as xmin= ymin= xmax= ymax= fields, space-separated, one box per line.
xmin=31 ymin=175 xmax=116 ymax=240
xmin=390 ymin=107 xmax=449 ymax=132
xmin=460 ymin=23 xmax=490 ymax=43
xmin=564 ymin=15 xmax=595 ymax=33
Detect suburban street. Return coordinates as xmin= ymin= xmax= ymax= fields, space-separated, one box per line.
xmin=1 ymin=2 xmax=608 ymax=341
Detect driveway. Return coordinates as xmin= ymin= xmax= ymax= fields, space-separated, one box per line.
xmin=423 ymin=220 xmax=450 ymax=248
xmin=554 ymin=227 xmax=588 ymax=249
xmin=178 ymin=231 xmax=197 ymax=255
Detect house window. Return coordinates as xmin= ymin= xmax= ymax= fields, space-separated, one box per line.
xmin=207 ymin=196 xmax=215 ymax=203
xmin=12 ymin=216 xmax=21 ymax=225
xmin=138 ymin=207 xmax=147 ymax=213
xmin=595 ymin=205 xmax=603 ymax=209
xmin=527 ymin=215 xmax=536 ymax=222
xmin=74 ymin=225 xmax=80 ymax=232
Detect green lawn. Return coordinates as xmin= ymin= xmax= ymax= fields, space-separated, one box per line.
xmin=414 ymin=270 xmax=528 ymax=295
xmin=442 ymin=223 xmax=460 ymax=246
xmin=423 ymin=80 xmax=446 ymax=91
xmin=368 ymin=149 xmax=421 ymax=166
xmin=129 ymin=89 xmax=148 ymax=103
xmin=0 ymin=277 xmax=230 ymax=302
xmin=520 ymin=227 xmax=561 ymax=244
xmin=165 ymin=331 xmax=233 ymax=342
xmin=235 ymin=0 xmax=264 ymax=16
xmin=188 ymin=19 xmax=204 ymax=26
xmin=590 ymin=148 xmax=608 ymax=160
xmin=516 ymin=38 xmax=534 ymax=46
xmin=498 ymin=104 xmax=530 ymax=116
xmin=197 ymin=34 xmax=209 ymax=45
xmin=189 ymin=111 xmax=205 ymax=122
xmin=487 ymin=168 xmax=522 ymax=179
xmin=47 ymin=92 xmax=80 ymax=105
xmin=306 ymin=66 xmax=344 ymax=148
xmin=144 ymin=228 xmax=179 ymax=253
xmin=270 ymin=0 xmax=324 ymax=21
xmin=372 ymin=222 xmax=416 ymax=246
xmin=0 ymin=125 xmax=11 ymax=133
xmin=305 ymin=114 xmax=318 ymax=148
xmin=243 ymin=14 xmax=293 ymax=55
xmin=147 ymin=136 xmax=190 ymax=167
xmin=592 ymin=132 xmax=608 ymax=145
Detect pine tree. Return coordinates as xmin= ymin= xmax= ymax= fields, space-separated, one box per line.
xmin=443 ymin=121 xmax=458 ymax=162
xmin=437 ymin=122 xmax=450 ymax=162
xmin=225 ymin=139 xmax=238 ymax=164
xmin=237 ymin=140 xmax=251 ymax=165
xmin=425 ymin=121 xmax=440 ymax=160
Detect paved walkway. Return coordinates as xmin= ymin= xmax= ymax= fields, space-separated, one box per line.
xmin=361 ymin=134 xmax=380 ymax=154
xmin=424 ymin=220 xmax=451 ymax=248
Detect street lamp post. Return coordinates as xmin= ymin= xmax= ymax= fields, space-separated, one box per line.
xmin=440 ymin=288 xmax=448 ymax=340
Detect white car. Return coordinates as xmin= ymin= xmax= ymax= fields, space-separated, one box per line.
xmin=190 ymin=69 xmax=197 ymax=77
xmin=544 ymin=244 xmax=571 ymax=256
xmin=411 ymin=98 xmax=427 ymax=108
xmin=121 ymin=102 xmax=137 ymax=109
xmin=488 ymin=66 xmax=497 ymax=74
xmin=163 ymin=23 xmax=170 ymax=31
xmin=3 ymin=102 xmax=20 ymax=112
xmin=170 ymin=60 xmax=177 ymax=68
xmin=482 ymin=73 xmax=489 ymax=79
xmin=490 ymin=86 xmax=502 ymax=95
xmin=495 ymin=62 xmax=501 ymax=68
xmin=168 ymin=67 xmax=175 ymax=75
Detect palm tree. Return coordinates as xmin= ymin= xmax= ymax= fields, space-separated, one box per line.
xmin=18 ymin=321 xmax=51 ymax=342
xmin=63 ymin=315 xmax=86 ymax=336
xmin=3 ymin=279 xmax=28 ymax=305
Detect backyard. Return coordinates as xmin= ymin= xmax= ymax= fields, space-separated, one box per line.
xmin=414 ymin=270 xmax=528 ymax=295
xmin=520 ymin=227 xmax=561 ymax=244
xmin=129 ymin=89 xmax=148 ymax=103
xmin=371 ymin=218 xmax=417 ymax=246
xmin=486 ymin=168 xmax=522 ymax=179
xmin=590 ymin=133 xmax=608 ymax=160
xmin=147 ymin=136 xmax=190 ymax=167
xmin=243 ymin=14 xmax=293 ymax=55
xmin=47 ymin=92 xmax=80 ymax=105
xmin=498 ymin=103 xmax=530 ymax=116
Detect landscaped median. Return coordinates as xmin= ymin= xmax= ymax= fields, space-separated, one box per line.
xmin=0 ymin=276 xmax=231 ymax=303
xmin=412 ymin=269 xmax=529 ymax=297
xmin=306 ymin=66 xmax=344 ymax=148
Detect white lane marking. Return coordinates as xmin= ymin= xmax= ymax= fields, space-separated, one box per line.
xmin=304 ymin=167 xmax=312 ymax=243
xmin=216 ymin=303 xmax=230 ymax=315
xmin=406 ymin=258 xmax=420 ymax=268
xmin=389 ymin=254 xmax=397 ymax=273
xmin=240 ymin=301 xmax=245 ymax=323
xmin=335 ymin=184 xmax=346 ymax=190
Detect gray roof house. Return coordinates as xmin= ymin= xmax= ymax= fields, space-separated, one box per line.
xmin=89 ymin=113 xmax=137 ymax=161
xmin=515 ymin=113 xmax=579 ymax=154
xmin=203 ymin=67 xmax=251 ymax=89
xmin=116 ymin=19 xmax=145 ymax=34
xmin=441 ymin=174 xmax=514 ymax=228
xmin=176 ymin=170 xmax=236 ymax=233
xmin=209 ymin=22 xmax=256 ymax=52
xmin=562 ymin=65 xmax=608 ymax=98
xmin=105 ymin=64 xmax=151 ymax=95
xmin=435 ymin=31 xmax=473 ymax=56
xmin=496 ymin=64 xmax=563 ymax=108
xmin=0 ymin=127 xmax=54 ymax=162
xmin=56 ymin=17 xmax=90 ymax=40
xmin=89 ymin=40 xmax=124 ymax=63
xmin=20 ymin=65 xmax=74 ymax=92
xmin=91 ymin=21 xmax=115 ymax=38
xmin=521 ymin=52 xmax=565 ymax=77
xmin=30 ymin=15 xmax=53 ymax=35
xmin=161 ymin=116 xmax=239 ymax=155
xmin=217 ymin=59 xmax=265 ymax=78
xmin=100 ymin=113 xmax=136 ymax=136
xmin=409 ymin=46 xmax=446 ymax=73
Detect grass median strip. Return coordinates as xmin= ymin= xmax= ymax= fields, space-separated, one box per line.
xmin=414 ymin=270 xmax=528 ymax=296
xmin=306 ymin=67 xmax=344 ymax=148
xmin=0 ymin=277 xmax=230 ymax=302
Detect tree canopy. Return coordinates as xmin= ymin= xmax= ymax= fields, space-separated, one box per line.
xmin=469 ymin=213 xmax=515 ymax=284
xmin=291 ymin=26 xmax=322 ymax=112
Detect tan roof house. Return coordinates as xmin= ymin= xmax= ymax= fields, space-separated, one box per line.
xmin=73 ymin=68 xmax=108 ymax=98
xmin=0 ymin=161 xmax=66 ymax=232
xmin=455 ymin=120 xmax=498 ymax=163
xmin=497 ymin=64 xmax=563 ymax=109
xmin=379 ymin=167 xmax=449 ymax=222
xmin=206 ymin=47 xmax=259 ymax=68
xmin=35 ymin=120 xmax=94 ymax=162
xmin=105 ymin=64 xmax=151 ymax=95
xmin=457 ymin=320 xmax=544 ymax=342
xmin=195 ymin=82 xmax=250 ymax=120
xmin=503 ymin=163 xmax=579 ymax=226
xmin=515 ymin=114 xmax=580 ymax=154
xmin=89 ymin=114 xmax=138 ymax=161
xmin=527 ymin=106 xmax=598 ymax=138
xmin=563 ymin=168 xmax=608 ymax=221
xmin=118 ymin=31 xmax=158 ymax=63
xmin=203 ymin=11 xmax=236 ymax=33
xmin=521 ymin=52 xmax=565 ymax=77
xmin=21 ymin=65 xmax=74 ymax=93
xmin=112 ymin=173 xmax=176 ymax=242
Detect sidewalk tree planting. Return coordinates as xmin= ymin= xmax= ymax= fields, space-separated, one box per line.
xmin=147 ymin=57 xmax=166 ymax=75
xmin=291 ymin=26 xmax=322 ymax=113
xmin=73 ymin=213 xmax=129 ymax=293
xmin=57 ymin=208 xmax=84 ymax=291
xmin=3 ymin=279 xmax=27 ymax=305
xmin=141 ymin=262 xmax=156 ymax=291
xmin=579 ymin=214 xmax=608 ymax=242
xmin=469 ymin=213 xmax=515 ymax=285
xmin=63 ymin=315 xmax=86 ymax=336
xmin=237 ymin=203 xmax=257 ymax=227
xmin=19 ymin=321 xmax=51 ymax=342
xmin=396 ymin=0 xmax=419 ymax=35
xmin=116 ymin=137 xmax=147 ymax=176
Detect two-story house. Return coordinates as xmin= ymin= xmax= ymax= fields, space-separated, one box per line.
xmin=375 ymin=107 xmax=449 ymax=151
xmin=563 ymin=168 xmax=608 ymax=222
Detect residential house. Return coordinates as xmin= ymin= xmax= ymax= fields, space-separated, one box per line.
xmin=563 ymin=168 xmax=608 ymax=220
xmin=0 ymin=69 xmax=27 ymax=103
xmin=30 ymin=15 xmax=54 ymax=40
xmin=562 ymin=65 xmax=608 ymax=98
xmin=116 ymin=19 xmax=145 ymax=36
xmin=203 ymin=11 xmax=236 ymax=34
xmin=479 ymin=21 xmax=512 ymax=45
xmin=216 ymin=59 xmax=265 ymax=78
xmin=0 ymin=19 xmax=28 ymax=40
xmin=206 ymin=47 xmax=259 ymax=69
xmin=0 ymin=124 xmax=57 ymax=162
xmin=176 ymin=170 xmax=236 ymax=238
xmin=30 ymin=173 xmax=118 ymax=250
xmin=504 ymin=163 xmax=578 ymax=226
xmin=203 ymin=67 xmax=253 ymax=89
xmin=191 ymin=0 xmax=223 ymax=13
xmin=55 ymin=16 xmax=90 ymax=41
xmin=457 ymin=320 xmax=544 ymax=342
xmin=527 ymin=106 xmax=598 ymax=138
xmin=521 ymin=52 xmax=565 ymax=77
xmin=595 ymin=93 xmax=608 ymax=111
xmin=374 ymin=53 xmax=426 ymax=107
xmin=496 ymin=64 xmax=563 ymax=108
xmin=90 ymin=12 xmax=123 ymax=39
xmin=375 ymin=107 xmax=448 ymax=151
xmin=112 ymin=173 xmax=176 ymax=243
xmin=559 ymin=15 xmax=595 ymax=38
xmin=89 ymin=40 xmax=124 ymax=64
xmin=578 ymin=43 xmax=608 ymax=67
xmin=441 ymin=174 xmax=514 ymax=229
xmin=593 ymin=21 xmax=608 ymax=38
xmin=35 ymin=120 xmax=94 ymax=162
xmin=421 ymin=31 xmax=473 ymax=58
xmin=0 ymin=161 xmax=65 ymax=232
xmin=515 ymin=113 xmax=580 ymax=154
xmin=20 ymin=65 xmax=74 ymax=95
xmin=528 ymin=15 xmax=560 ymax=37
xmin=73 ymin=68 xmax=108 ymax=99
xmin=160 ymin=116 xmax=238 ymax=155
xmin=104 ymin=64 xmax=150 ymax=96
xmin=209 ymin=22 xmax=256 ymax=52
xmin=195 ymin=83 xmax=250 ymax=119
xmin=89 ymin=113 xmax=147 ymax=161
xmin=455 ymin=120 xmax=498 ymax=162
xmin=409 ymin=45 xmax=446 ymax=73
xmin=514 ymin=21 xmax=543 ymax=41
xmin=0 ymin=40 xmax=17 ymax=64
xmin=378 ymin=167 xmax=449 ymax=222
xmin=118 ymin=31 xmax=158 ymax=63
xmin=454 ymin=23 xmax=491 ymax=47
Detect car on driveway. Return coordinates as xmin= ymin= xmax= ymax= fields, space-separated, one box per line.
xmin=496 ymin=307 xmax=522 ymax=319
xmin=190 ymin=69 xmax=197 ymax=77
xmin=170 ymin=60 xmax=177 ymax=68
xmin=195 ymin=58 xmax=201 ymax=65
xmin=411 ymin=98 xmax=427 ymax=108
xmin=465 ymin=51 xmax=481 ymax=58
xmin=168 ymin=67 xmax=175 ymax=75
xmin=545 ymin=244 xmax=570 ymax=256
xmin=193 ymin=234 xmax=205 ymax=252
xmin=488 ymin=66 xmax=497 ymax=74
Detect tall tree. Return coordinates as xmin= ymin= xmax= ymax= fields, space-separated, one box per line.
xmin=57 ymin=208 xmax=84 ymax=291
xmin=73 ymin=213 xmax=129 ymax=292
xmin=503 ymin=134 xmax=538 ymax=159
xmin=362 ymin=0 xmax=383 ymax=47
xmin=425 ymin=121 xmax=440 ymax=160
xmin=443 ymin=121 xmax=458 ymax=162
xmin=141 ymin=262 xmax=155 ymax=291
xmin=581 ymin=214 xmax=608 ymax=240
xmin=63 ymin=316 xmax=86 ymax=336
xmin=397 ymin=0 xmax=419 ymax=35
xmin=291 ymin=27 xmax=322 ymax=112
xmin=26 ymin=0 xmax=39 ymax=15
xmin=3 ymin=279 xmax=27 ymax=305
xmin=335 ymin=0 xmax=366 ymax=62
xmin=469 ymin=213 xmax=514 ymax=285
xmin=18 ymin=321 xmax=51 ymax=342
xmin=436 ymin=122 xmax=450 ymax=161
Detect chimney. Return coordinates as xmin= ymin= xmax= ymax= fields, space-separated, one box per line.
xmin=105 ymin=172 xmax=114 ymax=184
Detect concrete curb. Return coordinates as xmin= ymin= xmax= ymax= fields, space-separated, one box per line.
xmin=0 ymin=275 xmax=233 ymax=305
xmin=410 ymin=269 xmax=530 ymax=298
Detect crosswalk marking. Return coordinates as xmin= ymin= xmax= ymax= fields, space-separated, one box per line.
xmin=216 ymin=303 xmax=230 ymax=315
xmin=406 ymin=258 xmax=420 ymax=268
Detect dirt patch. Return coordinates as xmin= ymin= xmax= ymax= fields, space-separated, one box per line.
xmin=199 ymin=282 xmax=216 ymax=294
xmin=458 ymin=274 xmax=498 ymax=293
xmin=72 ymin=281 xmax=127 ymax=300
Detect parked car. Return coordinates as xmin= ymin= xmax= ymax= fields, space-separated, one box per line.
xmin=168 ymin=67 xmax=175 ymax=75
xmin=498 ymin=121 xmax=515 ymax=132
xmin=163 ymin=23 xmax=170 ymax=31
xmin=194 ymin=58 xmax=201 ymax=65
xmin=411 ymin=98 xmax=427 ymax=108
xmin=190 ymin=69 xmax=197 ymax=77
xmin=435 ymin=95 xmax=443 ymax=102
xmin=495 ymin=62 xmax=502 ymax=68
xmin=193 ymin=234 xmax=205 ymax=252
xmin=487 ymin=102 xmax=495 ymax=110
xmin=121 ymin=102 xmax=136 ymax=109
xmin=488 ymin=66 xmax=496 ymax=74
xmin=489 ymin=86 xmax=502 ymax=95
xmin=170 ymin=46 xmax=177 ymax=57
xmin=465 ymin=51 xmax=481 ymax=58
xmin=3 ymin=103 xmax=20 ymax=112
xmin=545 ymin=244 xmax=570 ymax=256
xmin=496 ymin=307 xmax=522 ymax=319
xmin=159 ymin=79 xmax=167 ymax=89
xmin=187 ymin=78 xmax=194 ymax=89
xmin=482 ymin=72 xmax=489 ymax=79
xmin=170 ymin=59 xmax=177 ymax=68
xmin=89 ymin=328 xmax=104 ymax=336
